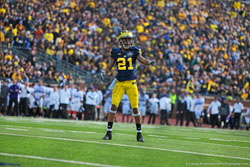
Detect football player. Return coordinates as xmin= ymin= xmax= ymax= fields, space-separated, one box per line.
xmin=138 ymin=89 xmax=149 ymax=124
xmin=101 ymin=30 xmax=156 ymax=142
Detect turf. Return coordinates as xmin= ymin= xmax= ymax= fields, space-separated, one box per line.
xmin=0 ymin=117 xmax=249 ymax=167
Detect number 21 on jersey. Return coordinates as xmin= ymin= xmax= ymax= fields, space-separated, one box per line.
xmin=117 ymin=57 xmax=133 ymax=70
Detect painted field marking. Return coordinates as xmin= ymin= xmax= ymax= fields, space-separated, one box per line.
xmin=41 ymin=129 xmax=65 ymax=133
xmin=0 ymin=152 xmax=120 ymax=167
xmin=148 ymin=135 xmax=168 ymax=138
xmin=148 ymin=137 xmax=250 ymax=150
xmin=115 ymin=133 xmax=133 ymax=136
xmin=210 ymin=138 xmax=250 ymax=143
xmin=182 ymin=137 xmax=199 ymax=140
xmin=1 ymin=133 xmax=250 ymax=161
xmin=1 ymin=125 xmax=250 ymax=149
xmin=70 ymin=131 xmax=97 ymax=134
xmin=6 ymin=128 xmax=28 ymax=132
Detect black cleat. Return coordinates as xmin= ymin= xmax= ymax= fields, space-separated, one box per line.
xmin=102 ymin=133 xmax=112 ymax=140
xmin=137 ymin=133 xmax=144 ymax=142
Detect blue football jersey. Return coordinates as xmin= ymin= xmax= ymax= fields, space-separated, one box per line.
xmin=111 ymin=46 xmax=140 ymax=82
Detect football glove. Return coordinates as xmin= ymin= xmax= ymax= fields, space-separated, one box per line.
xmin=149 ymin=60 xmax=156 ymax=66
xmin=100 ymin=70 xmax=106 ymax=81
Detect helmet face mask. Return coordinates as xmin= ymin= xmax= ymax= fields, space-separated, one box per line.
xmin=119 ymin=30 xmax=134 ymax=49
xmin=119 ymin=38 xmax=134 ymax=49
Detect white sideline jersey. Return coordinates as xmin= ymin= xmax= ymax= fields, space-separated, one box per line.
xmin=139 ymin=93 xmax=149 ymax=116
xmin=194 ymin=97 xmax=204 ymax=119
xmin=207 ymin=101 xmax=221 ymax=115
xmin=244 ymin=109 xmax=250 ymax=124
xmin=104 ymin=91 xmax=112 ymax=114
xmin=49 ymin=90 xmax=60 ymax=110
xmin=34 ymin=85 xmax=45 ymax=100
xmin=71 ymin=90 xmax=84 ymax=112
xmin=194 ymin=97 xmax=204 ymax=112
xmin=44 ymin=87 xmax=53 ymax=108
xmin=159 ymin=97 xmax=171 ymax=110
xmin=149 ymin=97 xmax=159 ymax=114
xmin=233 ymin=102 xmax=244 ymax=113
xmin=121 ymin=94 xmax=131 ymax=115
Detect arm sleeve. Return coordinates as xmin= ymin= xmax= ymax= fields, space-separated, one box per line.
xmin=111 ymin=48 xmax=116 ymax=60
xmin=207 ymin=103 xmax=212 ymax=112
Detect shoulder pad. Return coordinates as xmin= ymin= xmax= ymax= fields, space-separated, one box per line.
xmin=130 ymin=46 xmax=140 ymax=51
xmin=130 ymin=46 xmax=141 ymax=55
xmin=111 ymin=48 xmax=121 ymax=53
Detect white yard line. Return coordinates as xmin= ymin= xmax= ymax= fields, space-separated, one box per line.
xmin=1 ymin=133 xmax=250 ymax=161
xmin=115 ymin=133 xmax=133 ymax=136
xmin=70 ymin=131 xmax=97 ymax=134
xmin=1 ymin=125 xmax=250 ymax=149
xmin=148 ymin=137 xmax=250 ymax=150
xmin=0 ymin=152 xmax=120 ymax=167
xmin=182 ymin=137 xmax=199 ymax=140
xmin=5 ymin=128 xmax=28 ymax=131
xmin=147 ymin=135 xmax=168 ymax=138
xmin=41 ymin=129 xmax=65 ymax=133
xmin=209 ymin=138 xmax=250 ymax=143
xmin=179 ymin=129 xmax=193 ymax=132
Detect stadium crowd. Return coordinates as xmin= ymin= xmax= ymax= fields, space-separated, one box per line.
xmin=0 ymin=0 xmax=250 ymax=100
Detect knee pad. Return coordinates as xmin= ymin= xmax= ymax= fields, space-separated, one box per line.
xmin=109 ymin=110 xmax=117 ymax=114
xmin=133 ymin=111 xmax=140 ymax=117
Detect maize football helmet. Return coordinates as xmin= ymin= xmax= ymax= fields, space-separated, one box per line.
xmin=118 ymin=30 xmax=134 ymax=49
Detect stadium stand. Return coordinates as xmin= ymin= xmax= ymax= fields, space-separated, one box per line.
xmin=0 ymin=0 xmax=250 ymax=129
xmin=0 ymin=0 xmax=249 ymax=99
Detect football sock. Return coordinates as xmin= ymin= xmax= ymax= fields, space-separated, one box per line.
xmin=72 ymin=111 xmax=76 ymax=120
xmin=107 ymin=122 xmax=113 ymax=134
xmin=136 ymin=124 xmax=142 ymax=133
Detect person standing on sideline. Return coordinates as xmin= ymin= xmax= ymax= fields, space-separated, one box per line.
xmin=49 ymin=86 xmax=60 ymax=118
xmin=103 ymin=90 xmax=112 ymax=121
xmin=33 ymin=80 xmax=45 ymax=117
xmin=8 ymin=79 xmax=21 ymax=116
xmin=96 ymin=86 xmax=103 ymax=121
xmin=72 ymin=86 xmax=84 ymax=120
xmin=85 ymin=86 xmax=98 ymax=120
xmin=185 ymin=92 xmax=192 ymax=127
xmin=19 ymin=82 xmax=31 ymax=116
xmin=159 ymin=94 xmax=171 ymax=125
xmin=176 ymin=94 xmax=187 ymax=126
xmin=207 ymin=96 xmax=221 ymax=128
xmin=232 ymin=98 xmax=244 ymax=129
xmin=194 ymin=94 xmax=205 ymax=127
xmin=43 ymin=85 xmax=53 ymax=118
xmin=186 ymin=94 xmax=196 ymax=127
xmin=0 ymin=80 xmax=8 ymax=115
xmin=243 ymin=108 xmax=250 ymax=131
xmin=169 ymin=89 xmax=176 ymax=118
xmin=101 ymin=30 xmax=156 ymax=142
xmin=219 ymin=98 xmax=230 ymax=129
xmin=138 ymin=90 xmax=149 ymax=124
xmin=121 ymin=93 xmax=131 ymax=123
xmin=148 ymin=93 xmax=159 ymax=125
xmin=59 ymin=84 xmax=70 ymax=119
xmin=68 ymin=83 xmax=76 ymax=119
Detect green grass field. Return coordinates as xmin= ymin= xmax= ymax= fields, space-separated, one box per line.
xmin=0 ymin=117 xmax=250 ymax=167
